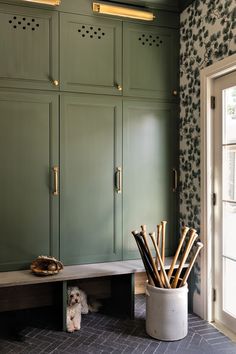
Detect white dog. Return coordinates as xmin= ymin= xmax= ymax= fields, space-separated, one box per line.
xmin=67 ymin=286 xmax=89 ymax=332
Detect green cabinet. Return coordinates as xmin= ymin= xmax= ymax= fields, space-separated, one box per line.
xmin=123 ymin=100 xmax=178 ymax=259
xmin=60 ymin=94 xmax=122 ymax=265
xmin=0 ymin=2 xmax=179 ymax=271
xmin=60 ymin=13 xmax=122 ymax=95
xmin=0 ymin=4 xmax=58 ymax=90
xmin=60 ymin=13 xmax=178 ymax=100
xmin=123 ymin=22 xmax=178 ymax=99
xmin=0 ymin=91 xmax=59 ymax=271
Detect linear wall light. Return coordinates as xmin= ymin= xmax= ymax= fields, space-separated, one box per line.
xmin=22 ymin=0 xmax=61 ymax=6
xmin=93 ymin=2 xmax=155 ymax=21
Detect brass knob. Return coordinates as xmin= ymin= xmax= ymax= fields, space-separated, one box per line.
xmin=52 ymin=80 xmax=59 ymax=87
xmin=117 ymin=84 xmax=122 ymax=91
xmin=172 ymin=90 xmax=178 ymax=96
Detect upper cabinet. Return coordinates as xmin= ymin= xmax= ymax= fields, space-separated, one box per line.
xmin=0 ymin=4 xmax=58 ymax=90
xmin=60 ymin=13 xmax=122 ymax=95
xmin=60 ymin=13 xmax=178 ymax=99
xmin=123 ymin=22 xmax=179 ymax=99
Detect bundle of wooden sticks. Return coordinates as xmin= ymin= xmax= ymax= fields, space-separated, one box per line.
xmin=132 ymin=222 xmax=203 ymax=288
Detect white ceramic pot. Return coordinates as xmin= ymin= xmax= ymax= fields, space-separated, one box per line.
xmin=146 ymin=282 xmax=188 ymax=341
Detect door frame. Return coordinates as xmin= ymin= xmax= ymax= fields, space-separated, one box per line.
xmin=200 ymin=53 xmax=236 ymax=322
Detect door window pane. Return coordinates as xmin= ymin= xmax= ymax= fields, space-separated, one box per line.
xmin=223 ymin=146 xmax=236 ymax=201
xmin=223 ymin=257 xmax=236 ymax=317
xmin=223 ymin=86 xmax=236 ymax=144
xmin=223 ymin=202 xmax=236 ymax=260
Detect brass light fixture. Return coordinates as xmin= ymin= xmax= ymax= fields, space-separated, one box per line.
xmin=93 ymin=2 xmax=155 ymax=21
xmin=22 ymin=0 xmax=61 ymax=6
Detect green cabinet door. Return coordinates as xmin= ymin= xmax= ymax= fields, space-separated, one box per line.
xmin=0 ymin=4 xmax=58 ymax=90
xmin=60 ymin=94 xmax=122 ymax=265
xmin=123 ymin=100 xmax=178 ymax=259
xmin=123 ymin=22 xmax=178 ymax=100
xmin=60 ymin=13 xmax=122 ymax=95
xmin=0 ymin=91 xmax=59 ymax=271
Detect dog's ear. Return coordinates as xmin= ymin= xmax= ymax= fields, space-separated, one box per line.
xmin=67 ymin=287 xmax=72 ymax=305
xmin=80 ymin=290 xmax=89 ymax=314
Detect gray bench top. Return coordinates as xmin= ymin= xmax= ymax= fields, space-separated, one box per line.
xmin=0 ymin=258 xmax=187 ymax=288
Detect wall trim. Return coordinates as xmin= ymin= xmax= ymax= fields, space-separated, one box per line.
xmin=200 ymin=53 xmax=236 ymax=321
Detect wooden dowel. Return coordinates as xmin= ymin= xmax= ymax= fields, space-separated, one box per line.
xmin=160 ymin=221 xmax=167 ymax=283
xmin=161 ymin=221 xmax=167 ymax=264
xmin=157 ymin=224 xmax=162 ymax=249
xmin=149 ymin=232 xmax=171 ymax=288
xmin=167 ymin=226 xmax=190 ymax=280
xmin=171 ymin=229 xmax=198 ymax=288
xmin=179 ymin=242 xmax=203 ymax=287
xmin=156 ymin=224 xmax=162 ymax=268
xmin=140 ymin=225 xmax=164 ymax=288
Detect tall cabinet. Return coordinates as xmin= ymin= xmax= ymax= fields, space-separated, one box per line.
xmin=0 ymin=1 xmax=179 ymax=270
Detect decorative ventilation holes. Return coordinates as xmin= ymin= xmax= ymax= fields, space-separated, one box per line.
xmin=138 ymin=34 xmax=163 ymax=47
xmin=77 ymin=25 xmax=105 ymax=39
xmin=8 ymin=16 xmax=40 ymax=31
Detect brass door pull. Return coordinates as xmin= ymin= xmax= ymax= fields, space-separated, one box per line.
xmin=115 ymin=167 xmax=122 ymax=193
xmin=172 ymin=168 xmax=178 ymax=192
xmin=117 ymin=84 xmax=122 ymax=91
xmin=52 ymin=166 xmax=59 ymax=196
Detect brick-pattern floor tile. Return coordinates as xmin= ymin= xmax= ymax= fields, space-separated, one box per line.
xmin=0 ymin=295 xmax=236 ymax=353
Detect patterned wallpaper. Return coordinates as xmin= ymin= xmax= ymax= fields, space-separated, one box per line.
xmin=180 ymin=0 xmax=236 ymax=306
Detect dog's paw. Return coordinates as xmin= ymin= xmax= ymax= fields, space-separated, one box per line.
xmin=74 ymin=326 xmax=81 ymax=331
xmin=67 ymin=325 xmax=75 ymax=333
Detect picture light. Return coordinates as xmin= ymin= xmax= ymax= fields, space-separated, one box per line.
xmin=93 ymin=2 xmax=155 ymax=21
xmin=22 ymin=0 xmax=60 ymax=5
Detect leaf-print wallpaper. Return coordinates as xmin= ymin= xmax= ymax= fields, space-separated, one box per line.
xmin=180 ymin=0 xmax=236 ymax=311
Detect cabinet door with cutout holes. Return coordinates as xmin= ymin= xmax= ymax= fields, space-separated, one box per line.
xmin=123 ymin=22 xmax=178 ymax=100
xmin=60 ymin=13 xmax=122 ymax=95
xmin=0 ymin=4 xmax=58 ymax=90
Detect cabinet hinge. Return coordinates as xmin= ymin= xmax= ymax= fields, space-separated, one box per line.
xmin=213 ymin=288 xmax=216 ymax=302
xmin=211 ymin=96 xmax=216 ymax=109
xmin=212 ymin=193 xmax=216 ymax=206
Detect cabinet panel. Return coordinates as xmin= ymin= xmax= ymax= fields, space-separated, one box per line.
xmin=0 ymin=91 xmax=59 ymax=271
xmin=60 ymin=94 xmax=122 ymax=264
xmin=0 ymin=4 xmax=58 ymax=90
xmin=60 ymin=13 xmax=122 ymax=95
xmin=123 ymin=23 xmax=178 ymax=99
xmin=123 ymin=100 xmax=178 ymax=259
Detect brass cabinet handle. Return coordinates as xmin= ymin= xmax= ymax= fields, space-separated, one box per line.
xmin=117 ymin=84 xmax=122 ymax=91
xmin=52 ymin=79 xmax=59 ymax=87
xmin=115 ymin=167 xmax=122 ymax=194
xmin=172 ymin=168 xmax=178 ymax=192
xmin=172 ymin=90 xmax=178 ymax=96
xmin=52 ymin=166 xmax=59 ymax=196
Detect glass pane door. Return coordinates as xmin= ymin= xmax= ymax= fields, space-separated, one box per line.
xmin=214 ymin=71 xmax=236 ymax=333
xmin=222 ymin=86 xmax=236 ymax=319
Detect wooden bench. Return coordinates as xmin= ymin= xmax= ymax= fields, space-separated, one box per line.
xmin=0 ymin=258 xmax=188 ymax=331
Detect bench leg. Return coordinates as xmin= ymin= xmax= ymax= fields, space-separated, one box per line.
xmin=60 ymin=281 xmax=67 ymax=331
xmin=111 ymin=273 xmax=135 ymax=319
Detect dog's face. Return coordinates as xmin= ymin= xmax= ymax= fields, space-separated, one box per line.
xmin=67 ymin=287 xmax=82 ymax=306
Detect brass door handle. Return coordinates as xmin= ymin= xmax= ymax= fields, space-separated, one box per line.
xmin=115 ymin=167 xmax=122 ymax=193
xmin=117 ymin=84 xmax=122 ymax=91
xmin=172 ymin=168 xmax=178 ymax=192
xmin=52 ymin=166 xmax=59 ymax=196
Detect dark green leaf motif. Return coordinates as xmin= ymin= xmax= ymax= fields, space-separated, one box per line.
xmin=180 ymin=0 xmax=236 ymax=292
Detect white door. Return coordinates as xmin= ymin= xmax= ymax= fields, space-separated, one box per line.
xmin=214 ymin=71 xmax=236 ymax=333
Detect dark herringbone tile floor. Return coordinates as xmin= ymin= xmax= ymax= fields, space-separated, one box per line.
xmin=0 ymin=295 xmax=236 ymax=354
